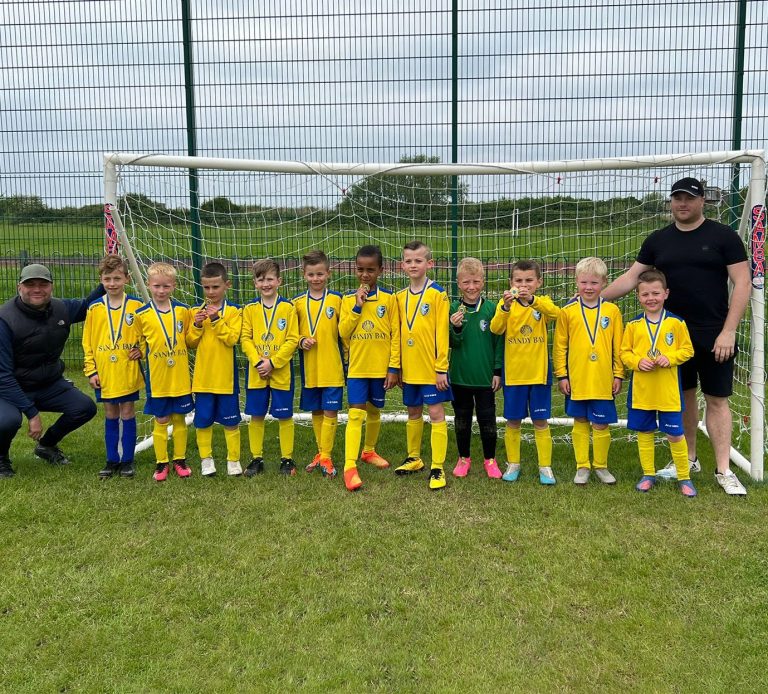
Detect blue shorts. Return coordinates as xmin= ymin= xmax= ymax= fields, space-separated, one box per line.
xmin=245 ymin=387 xmax=293 ymax=419
xmin=193 ymin=392 xmax=241 ymax=428
xmin=565 ymin=397 xmax=618 ymax=424
xmin=300 ymin=386 xmax=343 ymax=412
xmin=144 ymin=394 xmax=195 ymax=417
xmin=347 ymin=377 xmax=386 ymax=408
xmin=96 ymin=389 xmax=140 ymax=404
xmin=627 ymin=408 xmax=684 ymax=436
xmin=402 ymin=382 xmax=453 ymax=407
xmin=503 ymin=384 xmax=551 ymax=421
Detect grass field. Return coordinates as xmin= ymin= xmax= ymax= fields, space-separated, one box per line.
xmin=1 ymin=375 xmax=766 ymax=692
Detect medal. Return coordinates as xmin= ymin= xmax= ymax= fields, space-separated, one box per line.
xmin=360 ymin=283 xmax=370 ymax=293
xmin=263 ymin=349 xmax=270 ymax=357
xmin=509 ymin=287 xmax=519 ymax=299
xmin=589 ymin=352 xmax=598 ymax=362
xmin=151 ymin=301 xmax=179 ymax=369
xmin=645 ymin=311 xmax=666 ymax=361
xmin=109 ymin=353 xmax=118 ymax=363
xmin=167 ymin=358 xmax=175 ymax=367
xmin=580 ymin=298 xmax=602 ymax=363
xmin=407 ymin=338 xmax=415 ymax=347
xmin=104 ymin=295 xmax=128 ymax=355
xmin=306 ymin=289 xmax=327 ymax=338
xmin=261 ymin=301 xmax=278 ymax=348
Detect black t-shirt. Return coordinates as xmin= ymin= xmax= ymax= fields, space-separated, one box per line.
xmin=637 ymin=218 xmax=747 ymax=331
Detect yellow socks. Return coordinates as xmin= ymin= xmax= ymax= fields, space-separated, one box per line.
xmin=534 ymin=426 xmax=553 ymax=468
xmin=572 ymin=420 xmax=591 ymax=468
xmin=196 ymin=426 xmax=213 ymax=460
xmin=248 ymin=419 xmax=265 ymax=458
xmin=224 ymin=426 xmax=241 ymax=462
xmin=505 ymin=426 xmax=521 ymax=464
xmin=312 ymin=412 xmax=324 ymax=451
xmin=670 ymin=437 xmax=690 ymax=481
xmin=637 ymin=431 xmax=656 ymax=477
xmin=279 ymin=418 xmax=294 ymax=459
xmin=363 ymin=403 xmax=381 ymax=453
xmin=345 ymin=407 xmax=366 ymax=471
xmin=592 ymin=427 xmax=611 ymax=469
xmin=406 ymin=417 xmax=424 ymax=459
xmin=152 ymin=419 xmax=169 ymax=463
xmin=320 ymin=415 xmax=338 ymax=459
xmin=171 ymin=413 xmax=187 ymax=459
xmin=430 ymin=420 xmax=447 ymax=468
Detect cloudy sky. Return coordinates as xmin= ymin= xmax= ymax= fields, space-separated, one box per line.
xmin=0 ymin=0 xmax=766 ymax=207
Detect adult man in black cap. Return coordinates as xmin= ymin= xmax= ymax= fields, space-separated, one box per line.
xmin=603 ymin=177 xmax=751 ymax=495
xmin=0 ymin=263 xmax=105 ymax=478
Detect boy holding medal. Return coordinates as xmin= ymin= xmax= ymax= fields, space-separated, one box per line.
xmin=620 ymin=269 xmax=696 ymax=496
xmin=490 ymin=259 xmax=561 ymax=484
xmin=186 ymin=261 xmax=243 ymax=477
xmin=134 ymin=262 xmax=195 ymax=481
xmin=83 ymin=254 xmax=144 ymax=479
xmin=395 ymin=240 xmax=452 ymax=490
xmin=449 ymin=257 xmax=503 ymax=479
xmin=339 ymin=245 xmax=400 ymax=492
xmin=553 ymin=257 xmax=624 ymax=485
xmin=241 ymin=259 xmax=300 ymax=476
xmin=294 ymin=250 xmax=344 ymax=478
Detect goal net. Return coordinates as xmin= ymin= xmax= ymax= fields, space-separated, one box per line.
xmin=103 ymin=151 xmax=766 ymax=480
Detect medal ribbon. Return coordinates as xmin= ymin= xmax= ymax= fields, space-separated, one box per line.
xmin=463 ymin=297 xmax=483 ymax=313
xmin=644 ymin=310 xmax=666 ymax=354
xmin=579 ymin=298 xmax=602 ymax=350
xmin=306 ymin=290 xmax=327 ymax=338
xmin=405 ymin=279 xmax=431 ymax=333
xmin=151 ymin=301 xmax=177 ymax=354
xmin=104 ymin=295 xmax=128 ymax=350
xmin=261 ymin=300 xmax=278 ymax=340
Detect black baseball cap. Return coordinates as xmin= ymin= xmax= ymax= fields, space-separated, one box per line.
xmin=670 ymin=177 xmax=705 ymax=197
xmin=19 ymin=263 xmax=53 ymax=283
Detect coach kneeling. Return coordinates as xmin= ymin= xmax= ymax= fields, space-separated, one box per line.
xmin=0 ymin=264 xmax=106 ymax=478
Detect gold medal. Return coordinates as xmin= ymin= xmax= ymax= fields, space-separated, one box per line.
xmin=360 ymin=283 xmax=370 ymax=293
xmin=589 ymin=352 xmax=598 ymax=362
xmin=263 ymin=349 xmax=270 ymax=358
xmin=407 ymin=338 xmax=415 ymax=347
xmin=647 ymin=349 xmax=659 ymax=359
xmin=109 ymin=353 xmax=118 ymax=363
xmin=509 ymin=287 xmax=519 ymax=299
xmin=457 ymin=304 xmax=466 ymax=316
xmin=167 ymin=358 xmax=175 ymax=367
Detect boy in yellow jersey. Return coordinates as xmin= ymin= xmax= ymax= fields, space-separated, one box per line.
xmin=339 ymin=245 xmax=400 ymax=492
xmin=241 ymin=259 xmax=299 ymax=476
xmin=83 ymin=254 xmax=144 ymax=479
xmin=294 ymin=250 xmax=344 ymax=478
xmin=395 ymin=240 xmax=452 ymax=490
xmin=134 ymin=262 xmax=194 ymax=482
xmin=553 ymin=257 xmax=624 ymax=485
xmin=187 ymin=261 xmax=243 ymax=478
xmin=620 ymin=269 xmax=696 ymax=496
xmin=490 ymin=260 xmax=561 ymax=484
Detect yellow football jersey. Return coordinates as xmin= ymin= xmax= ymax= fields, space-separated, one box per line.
xmin=621 ymin=311 xmax=694 ymax=412
xmin=396 ymin=281 xmax=450 ymax=385
xmin=134 ymin=300 xmax=193 ymax=398
xmin=241 ymin=296 xmax=299 ymax=392
xmin=187 ymin=300 xmax=242 ymax=395
xmin=293 ymin=289 xmax=344 ymax=388
xmin=82 ymin=294 xmax=144 ymax=398
xmin=339 ymin=286 xmax=401 ymax=378
xmin=553 ymin=299 xmax=624 ymax=400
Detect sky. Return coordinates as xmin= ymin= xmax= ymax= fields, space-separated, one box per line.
xmin=0 ymin=0 xmax=766 ymax=207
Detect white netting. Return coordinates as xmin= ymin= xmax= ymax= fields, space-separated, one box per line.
xmin=106 ymin=153 xmax=765 ymax=469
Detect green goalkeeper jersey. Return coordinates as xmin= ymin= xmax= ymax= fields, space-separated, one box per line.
xmin=448 ymin=297 xmax=503 ymax=388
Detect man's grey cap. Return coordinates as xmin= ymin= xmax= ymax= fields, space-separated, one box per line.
xmin=19 ymin=264 xmax=53 ymax=283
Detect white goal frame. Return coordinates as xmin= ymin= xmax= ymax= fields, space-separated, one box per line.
xmin=104 ymin=150 xmax=766 ymax=480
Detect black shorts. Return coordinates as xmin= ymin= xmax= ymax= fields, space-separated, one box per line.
xmin=680 ymin=329 xmax=736 ymax=398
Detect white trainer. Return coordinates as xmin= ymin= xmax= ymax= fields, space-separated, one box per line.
xmin=656 ymin=457 xmax=701 ymax=480
xmin=227 ymin=460 xmax=243 ymax=476
xmin=594 ymin=468 xmax=616 ymax=485
xmin=573 ymin=467 xmax=591 ymax=485
xmin=715 ymin=469 xmax=747 ymax=496
xmin=201 ymin=457 xmax=216 ymax=476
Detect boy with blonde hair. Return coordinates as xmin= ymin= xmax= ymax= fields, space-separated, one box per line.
xmin=490 ymin=259 xmax=561 ymax=484
xmin=241 ymin=259 xmax=299 ymax=476
xmin=396 ymin=240 xmax=452 ymax=490
xmin=83 ymin=254 xmax=144 ymax=478
xmin=553 ymin=257 xmax=624 ymax=485
xmin=449 ymin=257 xmax=503 ymax=479
xmin=294 ymin=250 xmax=344 ymax=478
xmin=187 ymin=261 xmax=243 ymax=477
xmin=134 ymin=262 xmax=194 ymax=481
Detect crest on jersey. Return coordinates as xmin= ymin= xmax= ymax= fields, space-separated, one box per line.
xmin=176 ymin=320 xmax=184 ymax=333
xmin=532 ymin=310 xmax=541 ymax=321
xmin=277 ymin=318 xmax=287 ymax=330
xmin=377 ymin=305 xmax=386 ymax=318
xmin=326 ymin=307 xmax=335 ymax=319
xmin=520 ymin=325 xmax=533 ymax=336
xmin=362 ymin=320 xmax=375 ymax=332
xmin=126 ymin=313 xmax=134 ymax=326
xmin=665 ymin=332 xmax=674 ymax=346
xmin=479 ymin=319 xmax=488 ymax=332
xmin=600 ymin=317 xmax=610 ymax=329
xmin=421 ymin=303 xmax=430 ymax=316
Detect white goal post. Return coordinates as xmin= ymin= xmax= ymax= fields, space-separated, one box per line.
xmin=104 ymin=150 xmax=766 ymax=480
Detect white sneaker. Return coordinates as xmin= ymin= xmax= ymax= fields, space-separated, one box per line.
xmin=573 ymin=467 xmax=591 ymax=485
xmin=201 ymin=457 xmax=216 ymax=476
xmin=656 ymin=457 xmax=701 ymax=480
xmin=715 ymin=469 xmax=747 ymax=496
xmin=227 ymin=460 xmax=243 ymax=476
xmin=594 ymin=468 xmax=616 ymax=485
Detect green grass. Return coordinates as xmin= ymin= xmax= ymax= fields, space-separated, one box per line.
xmin=1 ymin=382 xmax=766 ymax=692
